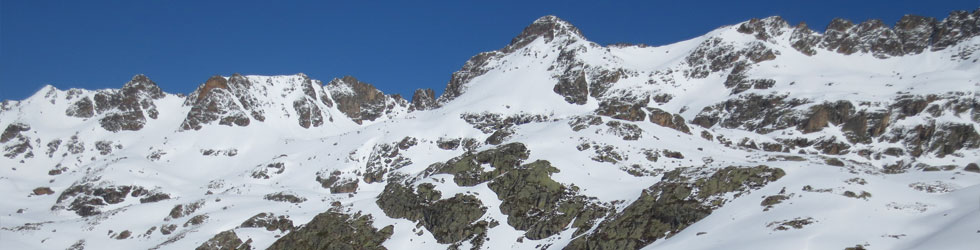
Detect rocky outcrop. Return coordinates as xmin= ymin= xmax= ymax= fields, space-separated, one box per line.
xmin=487 ymin=160 xmax=607 ymax=240
xmin=568 ymin=166 xmax=784 ymax=249
xmin=268 ymin=210 xmax=392 ymax=250
xmin=409 ymin=88 xmax=437 ymax=111
xmin=686 ymin=37 xmax=777 ymax=79
xmin=64 ymin=75 xmax=165 ymax=132
xmin=932 ymin=9 xmax=980 ymax=51
xmin=196 ymin=230 xmax=252 ymax=250
xmin=737 ymin=17 xmax=789 ymax=42
xmin=180 ymin=75 xmax=257 ymax=130
xmin=53 ymin=184 xmax=168 ymax=217
xmin=240 ymin=213 xmax=294 ymax=232
xmin=425 ymin=143 xmax=530 ymax=186
xmin=376 ymin=182 xmax=487 ymax=245
xmin=646 ymin=107 xmax=690 ymax=134
xmin=327 ymin=76 xmax=407 ymax=124
xmin=595 ymin=100 xmax=647 ymax=122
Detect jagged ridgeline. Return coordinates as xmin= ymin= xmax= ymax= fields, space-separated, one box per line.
xmin=1 ymin=7 xmax=979 ymax=250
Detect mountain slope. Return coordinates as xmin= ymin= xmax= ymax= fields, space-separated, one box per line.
xmin=1 ymin=9 xmax=979 ymax=250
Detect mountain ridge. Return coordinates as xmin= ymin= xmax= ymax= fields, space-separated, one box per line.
xmin=1 ymin=8 xmax=979 ymax=250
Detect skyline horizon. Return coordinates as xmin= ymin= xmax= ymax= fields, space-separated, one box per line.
xmin=2 ymin=1 xmax=978 ymax=102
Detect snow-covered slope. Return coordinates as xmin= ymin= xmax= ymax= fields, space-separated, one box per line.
xmin=1 ymin=9 xmax=979 ymax=250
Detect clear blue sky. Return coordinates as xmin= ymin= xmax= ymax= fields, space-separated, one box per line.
xmin=1 ymin=0 xmax=977 ymax=101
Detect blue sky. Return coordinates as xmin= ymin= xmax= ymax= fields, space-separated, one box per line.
xmin=1 ymin=0 xmax=977 ymax=101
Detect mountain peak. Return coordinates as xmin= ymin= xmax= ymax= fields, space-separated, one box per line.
xmin=503 ymin=15 xmax=585 ymax=52
xmin=121 ymin=74 xmax=165 ymax=99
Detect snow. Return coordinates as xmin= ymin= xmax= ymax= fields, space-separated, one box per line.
xmin=1 ymin=16 xmax=978 ymax=250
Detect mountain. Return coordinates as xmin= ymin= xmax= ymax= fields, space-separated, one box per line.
xmin=2 ymin=9 xmax=979 ymax=250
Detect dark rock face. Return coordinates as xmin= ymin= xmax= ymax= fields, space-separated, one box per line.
xmin=806 ymin=9 xmax=980 ymax=57
xmin=553 ymin=70 xmax=589 ymax=105
xmin=180 ymin=75 xmax=256 ymax=130
xmin=294 ymin=76 xmax=330 ymax=128
xmin=487 ymin=160 xmax=607 ymax=240
xmin=1 ymin=122 xmax=30 ymax=143
xmin=568 ymin=166 xmax=784 ymax=249
xmin=932 ymin=9 xmax=980 ymax=51
xmin=264 ymin=192 xmax=306 ymax=203
xmin=240 ymin=213 xmax=294 ymax=232
xmin=196 ymin=230 xmax=252 ymax=250
xmin=894 ymin=15 xmax=938 ymax=54
xmin=316 ymin=170 xmax=359 ymax=193
xmin=821 ymin=19 xmax=904 ymax=58
xmin=425 ymin=143 xmax=530 ymax=187
xmin=692 ymin=94 xmax=808 ymax=133
xmin=595 ymin=100 xmax=647 ymax=122
xmin=53 ymin=184 xmax=165 ymax=217
xmin=363 ymin=143 xmax=412 ymax=183
xmin=737 ymin=17 xmax=789 ymax=42
xmin=64 ymin=75 xmax=165 ymax=132
xmin=646 ymin=107 xmax=690 ymax=134
xmin=377 ymin=182 xmax=487 ymax=245
xmin=503 ymin=15 xmax=584 ymax=53
xmin=461 ymin=112 xmax=551 ymax=134
xmin=327 ymin=76 xmax=406 ymax=124
xmin=2 ymin=122 xmax=32 ymax=158
xmin=269 ymin=210 xmax=392 ymax=250
xmin=686 ymin=37 xmax=777 ymax=79
xmin=790 ymin=22 xmax=821 ymax=56
xmin=409 ymin=88 xmax=437 ymax=111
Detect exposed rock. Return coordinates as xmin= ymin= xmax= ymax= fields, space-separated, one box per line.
xmin=0 ymin=122 xmax=30 ymax=143
xmin=168 ymin=200 xmax=205 ymax=219
xmin=264 ymin=192 xmax=306 ymax=204
xmin=327 ymin=76 xmax=407 ymax=124
xmin=196 ymin=230 xmax=251 ymax=250
xmin=461 ymin=112 xmax=551 ymax=133
xmin=184 ymin=214 xmax=209 ymax=227
xmin=66 ymin=74 xmax=166 ymax=132
xmin=426 ymin=143 xmax=530 ymax=186
xmin=737 ymin=17 xmax=789 ymax=42
xmin=568 ymin=166 xmax=784 ymax=249
xmin=115 ymin=230 xmax=132 ymax=240
xmin=646 ymin=107 xmax=690 ymax=134
xmin=965 ymin=163 xmax=980 ymax=173
xmin=800 ymin=101 xmax=854 ymax=133
xmin=595 ymin=100 xmax=646 ymax=121
xmin=364 ymin=142 xmax=413 ymax=183
xmin=894 ymin=15 xmax=938 ymax=54
xmin=488 ymin=160 xmax=607 ymax=239
xmin=316 ymin=170 xmax=359 ymax=193
xmin=686 ymin=37 xmax=777 ymax=78
xmin=568 ymin=115 xmax=603 ymax=131
xmin=554 ymin=70 xmax=589 ymax=105
xmin=768 ymin=217 xmax=815 ymax=231
xmin=790 ymin=22 xmax=821 ymax=56
xmin=240 ymin=213 xmax=294 ymax=232
xmin=180 ymin=75 xmax=252 ymax=130
xmin=376 ymin=182 xmax=487 ymax=244
xmin=932 ymin=9 xmax=980 ymax=51
xmin=604 ymin=120 xmax=643 ymax=140
xmin=692 ymin=94 xmax=808 ymax=133
xmin=409 ymin=88 xmax=438 ymax=111
xmin=54 ymin=184 xmax=162 ymax=217
xmin=32 ymin=187 xmax=54 ymax=196
xmin=504 ymin=15 xmax=584 ymax=53
xmin=268 ymin=210 xmax=392 ymax=250
xmin=439 ymin=51 xmax=504 ymax=104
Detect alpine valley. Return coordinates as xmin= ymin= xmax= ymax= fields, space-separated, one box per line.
xmin=2 ymin=8 xmax=980 ymax=250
